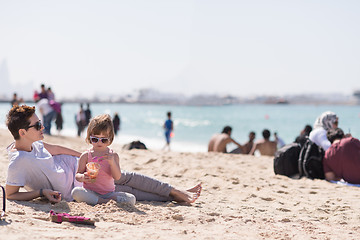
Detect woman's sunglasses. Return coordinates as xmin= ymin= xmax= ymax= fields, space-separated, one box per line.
xmin=90 ymin=136 xmax=109 ymax=144
xmin=27 ymin=121 xmax=43 ymax=131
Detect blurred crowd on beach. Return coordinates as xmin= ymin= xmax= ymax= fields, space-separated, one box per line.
xmin=10 ymin=84 xmax=122 ymax=139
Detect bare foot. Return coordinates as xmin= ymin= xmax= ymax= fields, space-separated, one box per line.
xmin=170 ymin=183 xmax=202 ymax=204
xmin=187 ymin=183 xmax=202 ymax=194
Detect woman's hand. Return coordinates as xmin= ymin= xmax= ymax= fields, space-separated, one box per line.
xmin=43 ymin=189 xmax=62 ymax=203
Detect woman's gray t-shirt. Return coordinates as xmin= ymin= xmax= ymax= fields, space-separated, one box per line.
xmin=6 ymin=141 xmax=81 ymax=201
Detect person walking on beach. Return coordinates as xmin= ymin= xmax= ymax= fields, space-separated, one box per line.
xmin=71 ymin=114 xmax=136 ymax=205
xmin=208 ymin=126 xmax=244 ymax=153
xmin=112 ymin=113 xmax=121 ymax=135
xmin=163 ymin=111 xmax=173 ymax=151
xmin=249 ymin=129 xmax=277 ymax=156
xmin=5 ymin=105 xmax=201 ymax=204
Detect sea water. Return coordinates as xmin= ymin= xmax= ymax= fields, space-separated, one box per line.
xmin=1 ymin=102 xmax=360 ymax=152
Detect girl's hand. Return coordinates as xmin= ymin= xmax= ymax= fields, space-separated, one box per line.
xmin=83 ymin=172 xmax=94 ymax=183
xmin=102 ymin=153 xmax=116 ymax=166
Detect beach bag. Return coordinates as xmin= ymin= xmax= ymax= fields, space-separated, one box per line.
xmin=273 ymin=143 xmax=301 ymax=177
xmin=298 ymin=139 xmax=325 ymax=179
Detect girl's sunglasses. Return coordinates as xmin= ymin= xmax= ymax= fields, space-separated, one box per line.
xmin=90 ymin=136 xmax=109 ymax=144
xmin=27 ymin=121 xmax=43 ymax=131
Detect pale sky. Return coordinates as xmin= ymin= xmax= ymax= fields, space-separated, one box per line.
xmin=1 ymin=0 xmax=359 ymax=99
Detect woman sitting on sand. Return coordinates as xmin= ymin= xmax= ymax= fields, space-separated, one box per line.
xmin=5 ymin=105 xmax=201 ymax=204
xmin=309 ymin=111 xmax=339 ymax=151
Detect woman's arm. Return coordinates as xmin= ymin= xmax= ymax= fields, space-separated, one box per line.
xmin=43 ymin=142 xmax=81 ymax=157
xmin=6 ymin=185 xmax=61 ymax=203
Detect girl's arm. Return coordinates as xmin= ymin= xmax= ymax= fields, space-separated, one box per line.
xmin=43 ymin=142 xmax=81 ymax=157
xmin=105 ymin=152 xmax=121 ymax=181
xmin=75 ymin=152 xmax=91 ymax=182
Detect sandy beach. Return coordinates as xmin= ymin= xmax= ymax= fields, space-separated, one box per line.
xmin=1 ymin=128 xmax=360 ymax=239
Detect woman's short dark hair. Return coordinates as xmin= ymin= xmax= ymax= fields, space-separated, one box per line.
xmin=6 ymin=105 xmax=36 ymax=140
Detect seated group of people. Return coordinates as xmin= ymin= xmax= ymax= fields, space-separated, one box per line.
xmin=308 ymin=111 xmax=359 ymax=184
xmin=208 ymin=111 xmax=360 ymax=186
xmin=207 ymin=126 xmax=279 ymax=156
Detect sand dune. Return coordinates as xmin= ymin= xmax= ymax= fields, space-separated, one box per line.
xmin=1 ymin=128 xmax=360 ymax=239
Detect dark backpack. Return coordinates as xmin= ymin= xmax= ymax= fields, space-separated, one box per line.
xmin=273 ymin=143 xmax=301 ymax=177
xmin=298 ymin=139 xmax=325 ymax=179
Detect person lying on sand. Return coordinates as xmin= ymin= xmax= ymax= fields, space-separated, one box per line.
xmin=5 ymin=105 xmax=201 ymax=204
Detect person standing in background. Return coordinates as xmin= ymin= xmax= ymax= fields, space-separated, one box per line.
xmin=112 ymin=113 xmax=121 ymax=136
xmin=47 ymin=87 xmax=55 ymax=101
xmin=76 ymin=104 xmax=86 ymax=137
xmin=37 ymin=98 xmax=56 ymax=135
xmin=55 ymin=110 xmax=63 ymax=135
xmin=84 ymin=103 xmax=92 ymax=126
xmin=11 ymin=93 xmax=23 ymax=107
xmin=38 ymin=84 xmax=48 ymax=100
xmin=163 ymin=111 xmax=173 ymax=151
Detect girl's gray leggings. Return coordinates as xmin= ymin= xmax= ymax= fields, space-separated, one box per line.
xmin=114 ymin=171 xmax=173 ymax=201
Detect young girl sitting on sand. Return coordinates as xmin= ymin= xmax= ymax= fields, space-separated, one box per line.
xmin=71 ymin=114 xmax=136 ymax=205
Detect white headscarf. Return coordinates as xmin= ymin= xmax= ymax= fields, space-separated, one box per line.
xmin=313 ymin=111 xmax=338 ymax=131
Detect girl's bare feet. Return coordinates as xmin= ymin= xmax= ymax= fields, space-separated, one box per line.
xmin=170 ymin=183 xmax=202 ymax=203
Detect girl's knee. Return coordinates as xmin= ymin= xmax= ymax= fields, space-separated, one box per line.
xmin=71 ymin=187 xmax=98 ymax=205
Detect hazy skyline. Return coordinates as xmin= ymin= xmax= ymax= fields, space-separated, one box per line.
xmin=1 ymin=1 xmax=359 ymax=99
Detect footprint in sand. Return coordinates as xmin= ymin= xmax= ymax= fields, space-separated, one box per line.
xmin=277 ymin=208 xmax=291 ymax=212
xmin=260 ymin=197 xmax=275 ymax=201
xmin=145 ymin=158 xmax=157 ymax=164
xmin=172 ymin=214 xmax=184 ymax=221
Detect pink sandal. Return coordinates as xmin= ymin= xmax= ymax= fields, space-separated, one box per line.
xmin=49 ymin=210 xmax=95 ymax=225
